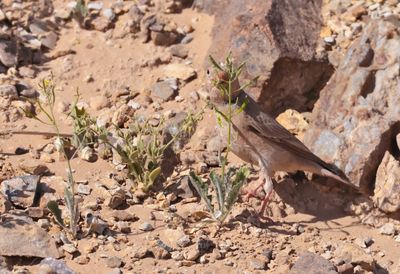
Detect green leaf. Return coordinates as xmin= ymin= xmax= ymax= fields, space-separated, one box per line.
xmin=189 ymin=171 xmax=214 ymax=213
xmin=210 ymin=171 xmax=225 ymax=212
xmin=216 ymin=113 xmax=223 ymax=127
xmin=239 ymin=76 xmax=260 ymax=91
xmin=214 ymin=108 xmax=229 ymax=123
xmin=209 ymin=55 xmax=224 ymax=72
xmin=47 ymin=201 xmax=65 ymax=227
xmin=64 ymin=186 xmax=75 ymax=217
xmin=225 ymin=167 xmax=249 ymax=211
xmin=235 ymin=97 xmax=248 ymax=115
xmin=148 ymin=166 xmax=161 ymax=184
xmin=235 ymin=62 xmax=246 ymax=79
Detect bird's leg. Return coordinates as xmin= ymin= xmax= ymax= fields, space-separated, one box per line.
xmin=243 ymin=175 xmax=266 ymax=202
xmin=257 ymin=176 xmax=274 ymax=221
xmin=259 ymin=177 xmax=273 ymax=211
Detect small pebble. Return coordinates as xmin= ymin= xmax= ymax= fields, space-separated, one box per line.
xmin=105 ymin=256 xmax=122 ymax=268
xmin=140 ymin=222 xmax=154 ymax=231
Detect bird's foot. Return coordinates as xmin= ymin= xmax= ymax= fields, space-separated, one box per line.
xmin=242 ymin=180 xmax=265 ymax=202
xmin=256 ymin=214 xmax=273 ymax=223
xmin=256 ymin=189 xmax=273 ymax=222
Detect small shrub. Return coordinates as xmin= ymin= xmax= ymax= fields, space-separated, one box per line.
xmin=189 ymin=54 xmax=258 ymax=224
xmin=23 ymin=77 xmax=80 ymax=239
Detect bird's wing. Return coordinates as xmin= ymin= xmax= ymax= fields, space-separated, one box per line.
xmin=244 ymin=103 xmax=331 ymax=170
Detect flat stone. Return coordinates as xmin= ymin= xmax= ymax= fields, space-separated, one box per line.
xmin=1 ymin=175 xmax=41 ymax=208
xmin=151 ymin=31 xmax=178 ymax=46
xmin=62 ymin=244 xmax=78 ymax=254
xmin=170 ymin=45 xmax=188 ymax=58
xmin=0 ymin=39 xmax=17 ymax=67
xmin=19 ymin=159 xmax=50 ymax=175
xmin=379 ymin=223 xmax=396 ymax=235
xmin=249 ymin=258 xmax=266 ymax=270
xmin=334 ymin=243 xmax=375 ymax=270
xmin=0 ymin=214 xmax=59 ymax=258
xmin=105 ymin=256 xmax=122 ymax=268
xmin=116 ymin=221 xmax=130 ymax=233
xmin=40 ymin=31 xmax=58 ymax=49
xmin=151 ymin=79 xmax=177 ymax=101
xmin=184 ymin=246 xmax=200 ymax=261
xmin=373 ymin=151 xmax=400 ymax=213
xmin=289 ymin=252 xmax=336 ymax=274
xmin=139 ymin=222 xmax=154 ymax=231
xmin=176 ymin=235 xmax=191 ymax=248
xmin=111 ymin=210 xmax=138 ymax=222
xmin=77 ymin=184 xmax=91 ymax=195
xmin=29 ymin=20 xmax=49 ymax=35
xmin=18 ymin=67 xmax=36 ymax=78
xmin=40 ymin=258 xmax=76 ymax=274
xmin=91 ymin=16 xmax=111 ymax=32
xmin=159 ymin=229 xmax=188 ymax=249
xmin=0 ymin=84 xmax=17 ymax=99
xmin=163 ymin=63 xmax=196 ymax=82
xmin=28 ymin=207 xmax=45 ymax=218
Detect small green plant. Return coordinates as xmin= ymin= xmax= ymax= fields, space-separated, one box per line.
xmin=189 ymin=54 xmax=257 ymax=224
xmin=97 ymin=112 xmax=201 ymax=192
xmin=23 ymin=78 xmax=80 ymax=239
xmin=69 ymin=96 xmax=98 ymax=149
xmin=72 ymin=0 xmax=89 ymax=26
xmin=65 ymin=99 xmax=202 ymax=192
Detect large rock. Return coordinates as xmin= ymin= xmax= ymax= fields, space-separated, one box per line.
xmin=304 ymin=19 xmax=400 ymax=193
xmin=289 ymin=252 xmax=337 ymax=274
xmin=0 ymin=214 xmax=59 ymax=258
xmin=1 ymin=175 xmax=41 ymax=208
xmin=199 ymin=0 xmax=333 ymax=116
xmin=373 ymin=151 xmax=400 ymax=213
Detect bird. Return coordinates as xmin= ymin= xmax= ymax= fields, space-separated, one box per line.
xmin=206 ymin=64 xmax=350 ymax=219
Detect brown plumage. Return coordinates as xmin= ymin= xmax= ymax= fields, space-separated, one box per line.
xmin=208 ymin=70 xmax=349 ymax=217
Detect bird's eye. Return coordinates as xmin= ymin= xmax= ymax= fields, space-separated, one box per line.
xmin=206 ymin=69 xmax=210 ymax=76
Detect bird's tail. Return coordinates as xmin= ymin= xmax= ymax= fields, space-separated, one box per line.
xmin=317 ymin=161 xmax=357 ymax=189
xmin=320 ymin=167 xmax=349 ymax=185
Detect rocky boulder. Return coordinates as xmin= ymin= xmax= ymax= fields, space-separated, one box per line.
xmin=198 ymin=0 xmax=333 ymax=116
xmin=304 ymin=19 xmax=400 ymax=194
xmin=373 ymin=151 xmax=400 ymax=213
xmin=0 ymin=214 xmax=60 ymax=258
